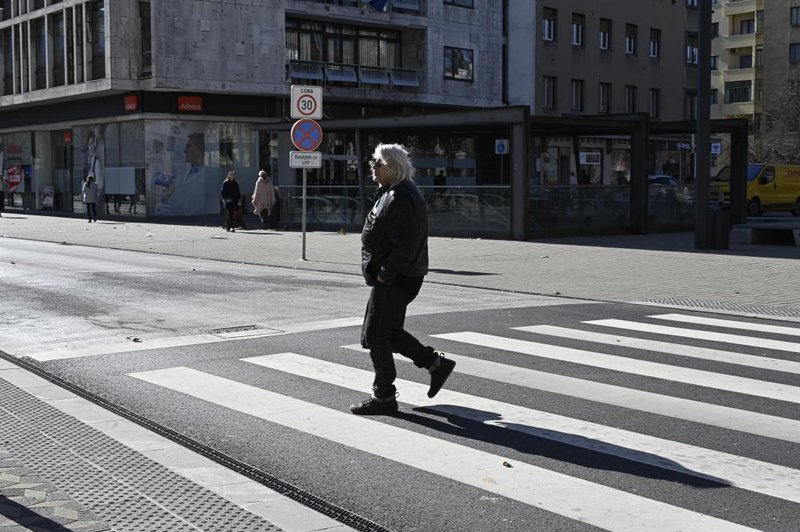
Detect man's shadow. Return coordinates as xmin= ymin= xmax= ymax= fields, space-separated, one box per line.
xmin=392 ymin=404 xmax=730 ymax=488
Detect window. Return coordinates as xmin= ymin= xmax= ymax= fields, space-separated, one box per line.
xmin=686 ymin=33 xmax=698 ymax=65
xmin=625 ymin=85 xmax=637 ymax=113
xmin=139 ymin=1 xmax=152 ymax=78
xmin=571 ymin=79 xmax=584 ymax=111
xmin=649 ymin=88 xmax=660 ymax=118
xmin=711 ymin=22 xmax=719 ymax=38
xmin=685 ymin=90 xmax=697 ymax=120
xmin=599 ymin=18 xmax=611 ymax=50
xmin=50 ymin=12 xmax=65 ymax=87
xmin=755 ymin=45 xmax=763 ymax=67
xmin=739 ymin=19 xmax=755 ymax=35
xmin=725 ymin=81 xmax=751 ymax=103
xmin=543 ymin=75 xmax=556 ymax=110
xmin=756 ymin=10 xmax=763 ymax=33
xmin=87 ymin=0 xmax=106 ymax=80
xmin=710 ymin=88 xmax=718 ymax=104
xmin=792 ymin=7 xmax=800 ymax=26
xmin=444 ymin=0 xmax=474 ymax=7
xmin=754 ymin=79 xmax=762 ymax=102
xmin=599 ymin=82 xmax=611 ymax=114
xmin=571 ymin=13 xmax=584 ymax=46
xmin=625 ymin=24 xmax=637 ymax=55
xmin=791 ymin=43 xmax=800 ymax=64
xmin=711 ymin=55 xmax=718 ymax=70
xmin=543 ymin=7 xmax=557 ymax=42
xmin=739 ymin=52 xmax=752 ymax=69
xmin=286 ymin=19 xmax=400 ymax=68
xmin=686 ymin=0 xmax=697 ymax=7
xmin=650 ymin=29 xmax=661 ymax=58
xmin=444 ymin=46 xmax=473 ymax=81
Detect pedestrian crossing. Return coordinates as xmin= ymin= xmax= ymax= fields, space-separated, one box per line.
xmin=128 ymin=312 xmax=800 ymax=531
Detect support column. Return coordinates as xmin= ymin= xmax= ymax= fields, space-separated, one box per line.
xmin=510 ymin=114 xmax=529 ymax=241
xmin=729 ymin=121 xmax=749 ymax=225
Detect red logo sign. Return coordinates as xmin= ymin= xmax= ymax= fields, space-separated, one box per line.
xmin=63 ymin=131 xmax=73 ymax=143
xmin=124 ymin=94 xmax=139 ymax=112
xmin=178 ymin=96 xmax=203 ymax=112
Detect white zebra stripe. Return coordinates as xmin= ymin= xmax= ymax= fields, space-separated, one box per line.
xmin=431 ymin=332 xmax=800 ymax=404
xmin=340 ymin=344 xmax=800 ymax=444
xmin=243 ymin=353 xmax=800 ymax=504
xmin=514 ymin=325 xmax=800 ymax=375
xmin=650 ymin=314 xmax=800 ymax=337
xmin=586 ymin=319 xmax=800 ymax=353
xmin=129 ymin=366 xmax=757 ymax=532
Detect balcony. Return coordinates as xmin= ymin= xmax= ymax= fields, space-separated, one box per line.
xmin=722 ymin=32 xmax=755 ymax=49
xmin=298 ymin=0 xmax=421 ymax=14
xmin=288 ymin=60 xmax=420 ymax=90
xmin=722 ymin=101 xmax=754 ymax=117
xmin=723 ymin=67 xmax=754 ymax=82
xmin=723 ymin=0 xmax=756 ymax=16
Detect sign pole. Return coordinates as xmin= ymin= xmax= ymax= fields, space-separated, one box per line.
xmin=302 ymin=168 xmax=307 ymax=260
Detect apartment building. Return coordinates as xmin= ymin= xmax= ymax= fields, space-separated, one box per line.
xmin=0 ymin=0 xmax=504 ymax=219
xmin=710 ymin=0 xmax=763 ymax=124
xmin=507 ymin=1 xmax=701 ymax=185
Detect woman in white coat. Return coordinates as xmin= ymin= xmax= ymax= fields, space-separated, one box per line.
xmin=251 ymin=170 xmax=276 ymax=229
xmin=82 ymin=175 xmax=99 ymax=223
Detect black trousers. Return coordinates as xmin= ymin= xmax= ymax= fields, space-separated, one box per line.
xmin=86 ymin=203 xmax=97 ymax=220
xmin=224 ymin=203 xmax=239 ymax=229
xmin=361 ymin=274 xmax=437 ymax=399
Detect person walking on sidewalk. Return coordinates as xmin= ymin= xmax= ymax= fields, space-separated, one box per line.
xmin=220 ymin=170 xmax=242 ymax=232
xmin=251 ymin=170 xmax=276 ymax=229
xmin=82 ymin=175 xmax=99 ymax=222
xmin=351 ymin=143 xmax=456 ymax=415
xmin=0 ymin=175 xmax=7 ymax=217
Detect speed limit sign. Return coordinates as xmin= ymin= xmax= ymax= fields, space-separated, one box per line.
xmin=291 ymin=85 xmax=323 ymax=120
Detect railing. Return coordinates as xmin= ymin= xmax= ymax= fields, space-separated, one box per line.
xmin=529 ymin=185 xmax=631 ymax=236
xmin=301 ymin=0 xmax=421 ymax=13
xmin=288 ymin=60 xmax=420 ymax=90
xmin=276 ymin=184 xmax=511 ymax=236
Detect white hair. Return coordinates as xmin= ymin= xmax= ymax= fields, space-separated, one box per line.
xmin=374 ymin=143 xmax=415 ymax=186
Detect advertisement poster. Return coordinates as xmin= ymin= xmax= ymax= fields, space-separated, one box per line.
xmin=146 ymin=121 xmax=213 ymax=216
xmin=40 ymin=185 xmax=54 ymax=208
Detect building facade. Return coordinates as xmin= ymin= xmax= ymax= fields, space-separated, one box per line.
xmin=0 ymin=0 xmax=712 ymax=238
xmin=0 ymin=0 xmax=505 ymax=220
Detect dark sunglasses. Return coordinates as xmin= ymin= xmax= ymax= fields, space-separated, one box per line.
xmin=369 ymin=158 xmax=385 ymax=169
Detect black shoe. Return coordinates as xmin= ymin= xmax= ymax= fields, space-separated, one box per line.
xmin=428 ymin=355 xmax=456 ymax=398
xmin=350 ymin=396 xmax=398 ymax=415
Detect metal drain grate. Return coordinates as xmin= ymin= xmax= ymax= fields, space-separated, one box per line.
xmin=0 ymin=350 xmax=392 ymax=532
xmin=634 ymin=298 xmax=800 ymax=320
xmin=205 ymin=324 xmax=260 ymax=334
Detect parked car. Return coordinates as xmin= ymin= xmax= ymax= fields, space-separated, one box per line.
xmin=648 ymin=175 xmax=693 ymax=205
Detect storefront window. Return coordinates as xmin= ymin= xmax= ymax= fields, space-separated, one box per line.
xmin=146 ymin=120 xmax=258 ymax=217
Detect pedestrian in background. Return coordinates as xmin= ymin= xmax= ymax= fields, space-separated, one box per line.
xmin=351 ymin=143 xmax=456 ymax=415
xmin=82 ymin=175 xmax=99 ymax=223
xmin=251 ymin=170 xmax=276 ymax=230
xmin=0 ymin=175 xmax=7 ymax=217
xmin=220 ymin=170 xmax=242 ymax=232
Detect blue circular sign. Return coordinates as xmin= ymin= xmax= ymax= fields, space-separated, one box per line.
xmin=291 ymin=119 xmax=323 ymax=151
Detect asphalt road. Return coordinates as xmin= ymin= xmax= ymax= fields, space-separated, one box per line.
xmin=2 ymin=239 xmax=799 ymax=531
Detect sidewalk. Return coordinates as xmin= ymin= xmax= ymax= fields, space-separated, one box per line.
xmin=1 ymin=212 xmax=798 ymax=531
xmin=2 ymin=212 xmax=799 ymax=319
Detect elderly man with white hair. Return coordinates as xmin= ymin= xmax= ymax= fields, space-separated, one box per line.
xmin=352 ymin=143 xmax=456 ymax=415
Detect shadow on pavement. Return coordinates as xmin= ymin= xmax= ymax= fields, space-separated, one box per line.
xmin=395 ymin=405 xmax=730 ymax=488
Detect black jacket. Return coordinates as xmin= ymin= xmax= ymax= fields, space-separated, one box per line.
xmin=220 ymin=179 xmax=241 ymax=205
xmin=361 ymin=179 xmax=429 ymax=285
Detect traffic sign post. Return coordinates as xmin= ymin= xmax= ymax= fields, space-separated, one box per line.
xmin=290 ymin=88 xmax=324 ymax=259
xmin=495 ymin=139 xmax=509 ymax=184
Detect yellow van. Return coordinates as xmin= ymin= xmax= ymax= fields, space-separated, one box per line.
xmin=711 ymin=164 xmax=800 ymax=216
